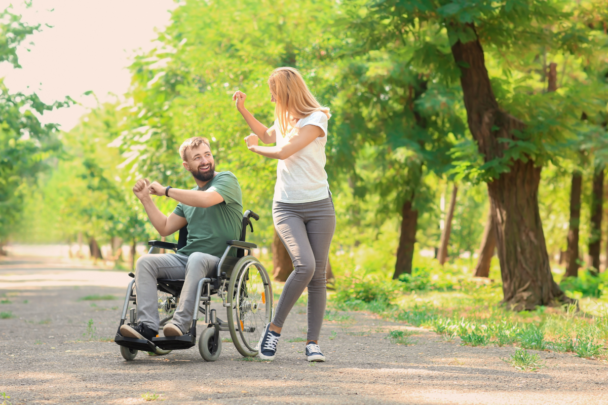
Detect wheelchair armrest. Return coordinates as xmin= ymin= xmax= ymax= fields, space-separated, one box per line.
xmin=148 ymin=240 xmax=179 ymax=251
xmin=227 ymin=240 xmax=257 ymax=250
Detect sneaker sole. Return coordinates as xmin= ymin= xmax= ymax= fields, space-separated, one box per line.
xmin=120 ymin=325 xmax=145 ymax=340
xmin=307 ymin=354 xmax=326 ymax=362
xmin=257 ymin=352 xmax=276 ymax=360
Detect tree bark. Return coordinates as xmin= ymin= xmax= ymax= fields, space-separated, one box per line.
xmin=272 ymin=228 xmax=293 ymax=282
xmin=565 ymin=171 xmax=583 ymax=278
xmin=88 ymin=237 xmax=103 ymax=260
xmin=393 ymin=197 xmax=418 ymax=279
xmin=588 ymin=165 xmax=604 ymax=275
xmin=131 ymin=239 xmax=137 ymax=271
xmin=547 ymin=62 xmax=558 ymax=92
xmin=326 ymin=259 xmax=335 ymax=282
xmin=438 ymin=184 xmax=458 ymax=265
xmin=450 ymin=23 xmax=571 ymax=309
xmin=474 ymin=206 xmax=496 ymax=278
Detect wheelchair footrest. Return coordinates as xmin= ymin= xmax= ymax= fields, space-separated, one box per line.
xmin=115 ymin=334 xmax=157 ymax=352
xmin=153 ymin=334 xmax=196 ymax=350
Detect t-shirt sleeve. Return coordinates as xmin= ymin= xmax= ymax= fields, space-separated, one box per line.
xmin=173 ymin=202 xmax=185 ymax=217
xmin=300 ymin=111 xmax=328 ymax=137
xmin=207 ymin=173 xmax=242 ymax=207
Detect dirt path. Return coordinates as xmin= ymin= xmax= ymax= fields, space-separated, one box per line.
xmin=1 ymin=256 xmax=607 ymax=404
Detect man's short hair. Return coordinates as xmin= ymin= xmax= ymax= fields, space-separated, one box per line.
xmin=179 ymin=137 xmax=211 ymax=161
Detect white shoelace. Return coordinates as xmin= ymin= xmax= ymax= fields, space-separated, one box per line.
xmin=307 ymin=343 xmax=322 ymax=354
xmin=262 ymin=332 xmax=280 ymax=352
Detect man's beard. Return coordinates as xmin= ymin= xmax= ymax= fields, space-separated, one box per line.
xmin=191 ymin=162 xmax=215 ymax=182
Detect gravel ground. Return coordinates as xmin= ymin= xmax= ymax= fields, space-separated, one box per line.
xmin=1 ymin=256 xmax=607 ymax=404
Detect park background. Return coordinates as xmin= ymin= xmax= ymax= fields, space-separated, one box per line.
xmin=1 ymin=0 xmax=608 ymax=365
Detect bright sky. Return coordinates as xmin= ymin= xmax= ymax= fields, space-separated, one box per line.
xmin=0 ymin=0 xmax=176 ymax=131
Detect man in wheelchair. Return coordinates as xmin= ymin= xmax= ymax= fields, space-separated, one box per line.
xmin=121 ymin=136 xmax=243 ymax=342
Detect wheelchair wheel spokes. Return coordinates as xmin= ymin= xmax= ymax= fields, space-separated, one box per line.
xmin=227 ymin=257 xmax=272 ymax=357
xmin=157 ymin=292 xmax=176 ymax=327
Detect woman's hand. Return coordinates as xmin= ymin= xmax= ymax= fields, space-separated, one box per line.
xmin=244 ymin=134 xmax=259 ymax=150
xmin=232 ymin=91 xmax=247 ymax=111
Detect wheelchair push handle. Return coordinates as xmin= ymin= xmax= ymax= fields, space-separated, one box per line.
xmin=244 ymin=210 xmax=259 ymax=221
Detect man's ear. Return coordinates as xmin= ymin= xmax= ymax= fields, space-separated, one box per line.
xmin=182 ymin=161 xmax=189 ymax=171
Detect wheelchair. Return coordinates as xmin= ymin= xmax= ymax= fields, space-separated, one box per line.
xmin=114 ymin=210 xmax=273 ymax=362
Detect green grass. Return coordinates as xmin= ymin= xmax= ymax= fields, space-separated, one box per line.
xmin=221 ymin=337 xmax=233 ymax=343
xmin=287 ymin=337 xmax=307 ymax=343
xmin=141 ymin=392 xmax=164 ymax=401
xmin=0 ymin=299 xmax=11 ymax=304
xmin=324 ymin=310 xmax=352 ymax=322
xmin=1 ymin=392 xmax=11 ymax=405
xmin=329 ymin=330 xmax=337 ymax=340
xmin=330 ymin=258 xmax=608 ymax=360
xmin=503 ymin=348 xmax=544 ymax=372
xmin=78 ymin=295 xmax=117 ymax=301
xmin=386 ymin=330 xmax=416 ymax=345
xmin=0 ymin=312 xmax=15 ymax=319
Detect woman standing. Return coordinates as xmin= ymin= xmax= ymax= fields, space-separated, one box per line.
xmin=233 ymin=67 xmax=335 ymax=362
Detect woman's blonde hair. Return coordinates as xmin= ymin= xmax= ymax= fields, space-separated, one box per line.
xmin=268 ymin=67 xmax=330 ymax=137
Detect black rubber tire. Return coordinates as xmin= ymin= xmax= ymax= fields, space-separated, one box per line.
xmin=120 ymin=346 xmax=138 ymax=361
xmin=226 ymin=256 xmax=273 ymax=357
xmin=198 ymin=327 xmax=222 ymax=362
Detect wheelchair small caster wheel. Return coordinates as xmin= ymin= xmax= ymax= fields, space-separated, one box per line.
xmin=199 ymin=327 xmax=222 ymax=362
xmin=120 ymin=346 xmax=138 ymax=361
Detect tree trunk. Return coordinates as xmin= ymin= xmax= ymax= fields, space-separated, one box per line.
xmin=474 ymin=206 xmax=496 ymax=277
xmin=88 ymin=237 xmax=103 ymax=260
xmin=565 ymin=171 xmax=583 ymax=278
xmin=393 ymin=197 xmax=418 ymax=279
xmin=438 ymin=184 xmax=458 ymax=265
xmin=450 ymin=23 xmax=571 ymax=309
xmin=272 ymin=228 xmax=293 ymax=282
xmin=326 ymin=259 xmax=335 ymax=282
xmin=588 ymin=165 xmax=604 ymax=275
xmin=547 ymin=62 xmax=558 ymax=92
xmin=131 ymin=239 xmax=137 ymax=271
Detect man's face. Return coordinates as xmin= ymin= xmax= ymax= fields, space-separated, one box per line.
xmin=183 ymin=144 xmax=215 ymax=182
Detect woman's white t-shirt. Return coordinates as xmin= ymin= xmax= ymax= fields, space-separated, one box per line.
xmin=273 ymin=111 xmax=330 ymax=203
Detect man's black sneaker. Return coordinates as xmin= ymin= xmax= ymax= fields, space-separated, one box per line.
xmin=306 ymin=343 xmax=326 ymax=362
xmin=255 ymin=323 xmax=280 ymax=360
xmin=120 ymin=322 xmax=158 ymax=341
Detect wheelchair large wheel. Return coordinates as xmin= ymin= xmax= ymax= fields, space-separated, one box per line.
xmin=198 ymin=327 xmax=222 ymax=362
xmin=226 ymin=256 xmax=273 ymax=357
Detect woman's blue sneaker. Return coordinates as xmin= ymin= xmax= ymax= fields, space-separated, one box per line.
xmin=256 ymin=323 xmax=281 ymax=360
xmin=306 ymin=343 xmax=325 ymax=362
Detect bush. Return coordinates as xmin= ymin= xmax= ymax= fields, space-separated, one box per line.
xmin=334 ymin=275 xmax=396 ymax=304
xmin=560 ymin=270 xmax=608 ymax=298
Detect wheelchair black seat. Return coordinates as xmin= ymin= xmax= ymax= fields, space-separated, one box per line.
xmin=157 ymin=279 xmax=186 ymax=296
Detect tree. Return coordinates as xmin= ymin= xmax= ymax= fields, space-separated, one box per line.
xmin=0 ymin=7 xmax=69 ymax=246
xmin=317 ymin=8 xmax=465 ymax=280
xmin=352 ymin=0 xmax=608 ymax=308
xmin=272 ymin=229 xmax=293 ymax=281
xmin=438 ymin=184 xmax=458 ymax=265
xmin=588 ymin=163 xmax=604 ymax=274
xmin=565 ymin=171 xmax=583 ymax=277
xmin=474 ymin=204 xmax=496 ymax=278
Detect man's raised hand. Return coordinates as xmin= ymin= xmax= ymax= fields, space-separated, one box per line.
xmin=132 ymin=178 xmax=150 ymax=200
xmin=149 ymin=181 xmax=166 ymax=197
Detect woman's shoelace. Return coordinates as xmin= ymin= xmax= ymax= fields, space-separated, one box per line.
xmin=262 ymin=333 xmax=280 ymax=351
xmin=307 ymin=343 xmax=322 ymax=354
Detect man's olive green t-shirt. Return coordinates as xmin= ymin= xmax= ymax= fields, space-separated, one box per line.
xmin=173 ymin=172 xmax=243 ymax=258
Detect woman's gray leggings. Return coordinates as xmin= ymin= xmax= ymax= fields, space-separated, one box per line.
xmin=271 ymin=196 xmax=336 ymax=341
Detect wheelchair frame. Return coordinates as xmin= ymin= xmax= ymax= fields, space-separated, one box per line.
xmin=114 ymin=210 xmax=273 ymax=361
